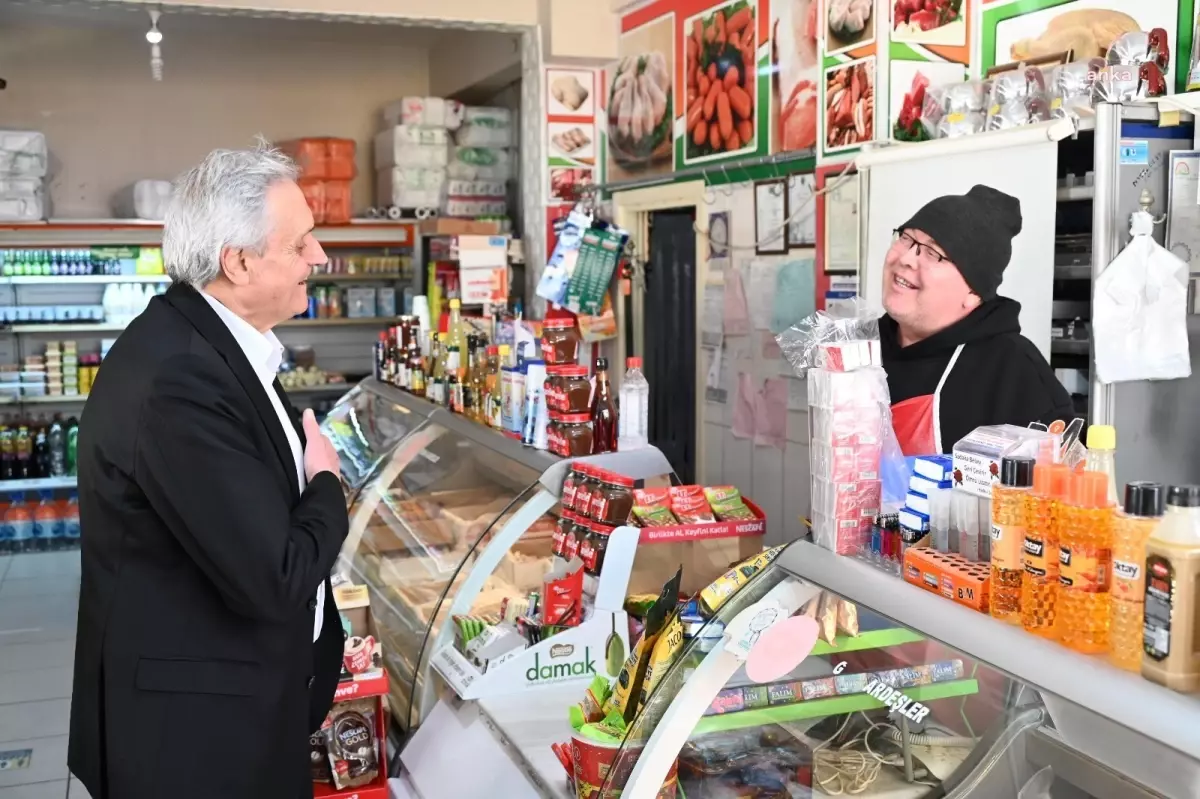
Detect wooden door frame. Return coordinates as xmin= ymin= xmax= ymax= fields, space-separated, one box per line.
xmin=613 ymin=180 xmax=709 ymax=483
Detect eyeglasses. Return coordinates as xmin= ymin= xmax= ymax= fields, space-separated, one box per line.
xmin=893 ymin=229 xmax=949 ymax=265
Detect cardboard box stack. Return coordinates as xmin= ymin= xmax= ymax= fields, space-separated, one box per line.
xmin=278 ymin=137 xmax=357 ymax=224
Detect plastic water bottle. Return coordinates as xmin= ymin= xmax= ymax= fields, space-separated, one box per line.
xmin=33 ymin=491 xmax=62 ymax=552
xmin=618 ymin=356 xmax=650 ymax=451
xmin=4 ymin=493 xmax=33 ymax=554
xmin=63 ymin=493 xmax=81 ymax=549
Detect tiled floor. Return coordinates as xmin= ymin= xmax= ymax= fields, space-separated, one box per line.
xmin=0 ymin=551 xmax=91 ymax=798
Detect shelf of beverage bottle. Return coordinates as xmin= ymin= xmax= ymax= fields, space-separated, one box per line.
xmin=0 ymin=475 xmax=77 ymax=493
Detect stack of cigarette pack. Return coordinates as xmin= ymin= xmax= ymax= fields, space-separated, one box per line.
xmin=808 ymin=341 xmax=887 ymax=555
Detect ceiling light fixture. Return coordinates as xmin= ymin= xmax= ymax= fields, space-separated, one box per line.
xmin=146 ymin=8 xmax=164 ymax=81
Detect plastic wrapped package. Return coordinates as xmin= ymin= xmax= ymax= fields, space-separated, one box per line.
xmin=1050 ymin=59 xmax=1105 ymax=118
xmin=297 ymin=179 xmax=352 ymax=224
xmin=441 ymin=197 xmax=507 ymax=218
xmin=381 ymin=96 xmax=465 ymax=130
xmin=445 ymin=179 xmax=506 ymax=199
xmin=454 ymin=106 xmax=515 ymax=148
xmin=0 ymin=131 xmax=48 ymax=177
xmin=0 ymin=189 xmax=43 ymax=222
xmin=375 ymin=167 xmax=446 ymax=210
xmin=373 ymin=126 xmax=450 ymax=169
xmin=779 ymin=300 xmax=908 ymax=555
xmin=447 ymin=146 xmax=513 ymax=181
xmin=278 ymin=138 xmax=357 ymax=180
xmin=112 ymin=179 xmax=172 ymax=220
xmin=942 ymin=80 xmax=988 ymax=115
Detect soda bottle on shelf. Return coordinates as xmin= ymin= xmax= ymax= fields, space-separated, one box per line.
xmin=991 ymin=456 xmax=1034 ymax=624
xmin=1021 ymin=464 xmax=1069 ymax=639
xmin=1109 ymin=481 xmax=1164 ymax=672
xmin=617 ymin=356 xmax=649 ymax=451
xmin=1058 ymin=470 xmax=1115 ymax=655
xmin=14 ymin=425 xmax=32 ymax=479
xmin=65 ymin=417 xmax=79 ymax=477
xmin=48 ymin=416 xmax=65 ymax=478
xmin=32 ymin=491 xmax=61 ymax=553
xmin=0 ymin=422 xmax=14 ymax=481
xmin=590 ymin=358 xmax=618 ymax=454
xmin=62 ymin=492 xmax=81 ymax=549
xmin=33 ymin=419 xmax=50 ymax=479
xmin=4 ymin=493 xmax=33 ymax=554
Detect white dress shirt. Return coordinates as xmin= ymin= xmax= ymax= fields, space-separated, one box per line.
xmin=200 ymin=292 xmax=325 ymax=641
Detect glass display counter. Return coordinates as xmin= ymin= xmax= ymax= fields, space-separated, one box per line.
xmin=610 ymin=540 xmax=1200 ymax=799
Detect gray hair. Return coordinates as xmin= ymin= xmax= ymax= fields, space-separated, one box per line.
xmin=162 ymin=139 xmax=299 ymax=288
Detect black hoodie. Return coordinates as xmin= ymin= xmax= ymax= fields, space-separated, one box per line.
xmin=880 ymin=297 xmax=1074 ymax=454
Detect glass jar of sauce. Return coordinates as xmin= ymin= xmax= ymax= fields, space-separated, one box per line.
xmin=553 ymin=511 xmax=575 ymax=559
xmin=591 ymin=471 xmax=635 ymax=526
xmin=559 ymin=365 xmax=591 ymax=414
xmin=573 ymin=464 xmax=596 ymax=521
xmin=580 ymin=519 xmax=615 ymax=576
xmin=563 ymin=514 xmax=589 ymax=561
xmin=560 ymin=413 xmax=594 ymax=457
xmin=561 ymin=466 xmax=582 ymax=511
xmin=541 ymin=318 xmax=581 ymax=365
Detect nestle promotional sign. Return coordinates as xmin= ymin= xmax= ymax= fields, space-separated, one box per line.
xmin=638 ymin=498 xmax=767 ymax=543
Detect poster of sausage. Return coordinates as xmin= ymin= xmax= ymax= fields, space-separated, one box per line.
xmin=682 ymin=0 xmax=760 ymax=163
xmin=771 ymin=0 xmax=819 ymax=154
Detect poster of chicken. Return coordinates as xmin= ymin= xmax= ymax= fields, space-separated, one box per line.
xmin=827 ymin=0 xmax=875 ymax=56
xmin=606 ymin=14 xmax=676 ymax=181
xmin=682 ymin=0 xmax=760 ymax=163
xmin=772 ymin=0 xmax=819 ymax=154
xmin=981 ymin=0 xmax=1182 ymax=84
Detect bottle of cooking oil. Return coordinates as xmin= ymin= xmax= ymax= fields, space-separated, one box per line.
xmin=1085 ymin=424 xmax=1119 ymax=507
xmin=1021 ymin=464 xmax=1069 ymax=638
xmin=1058 ymin=470 xmax=1115 ymax=654
xmin=1109 ymin=481 xmax=1164 ymax=672
xmin=1142 ymin=485 xmax=1200 ymax=691
xmin=991 ymin=456 xmax=1034 ymax=623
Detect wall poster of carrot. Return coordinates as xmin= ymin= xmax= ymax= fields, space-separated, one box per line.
xmin=682 ymin=0 xmax=759 ymax=164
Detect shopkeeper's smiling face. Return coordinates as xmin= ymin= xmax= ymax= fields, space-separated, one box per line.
xmin=883 ymin=227 xmax=979 ymax=342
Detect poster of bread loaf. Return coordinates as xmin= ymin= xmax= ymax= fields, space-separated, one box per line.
xmin=982 ymin=0 xmax=1179 ymax=76
xmin=606 ymin=14 xmax=676 ymax=181
xmin=771 ymin=0 xmax=819 ymax=154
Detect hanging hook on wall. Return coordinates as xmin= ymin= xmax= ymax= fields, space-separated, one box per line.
xmin=720 ymin=164 xmax=735 ymax=197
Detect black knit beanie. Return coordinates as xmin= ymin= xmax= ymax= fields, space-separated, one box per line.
xmin=898 ymin=185 xmax=1022 ymax=300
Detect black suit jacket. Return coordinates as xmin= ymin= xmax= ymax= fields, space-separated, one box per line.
xmin=68 ymin=283 xmax=348 ymax=799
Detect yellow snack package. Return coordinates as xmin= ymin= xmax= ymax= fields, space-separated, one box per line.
xmin=603 ymin=569 xmax=682 ymax=723
xmin=636 ymin=611 xmax=685 ymax=713
xmin=816 ymin=591 xmax=838 ymax=645
xmin=836 ymin=599 xmax=860 ymax=638
xmin=699 ymin=545 xmax=786 ymax=616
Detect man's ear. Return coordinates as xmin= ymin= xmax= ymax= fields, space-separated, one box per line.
xmin=964 ymin=292 xmax=982 ymax=311
xmin=219 ymin=246 xmax=250 ymax=286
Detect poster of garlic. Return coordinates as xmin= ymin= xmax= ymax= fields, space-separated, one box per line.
xmin=606 ymin=16 xmax=676 ymax=181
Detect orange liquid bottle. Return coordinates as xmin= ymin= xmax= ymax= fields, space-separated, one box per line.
xmin=1109 ymin=481 xmax=1164 ymax=671
xmin=1021 ymin=464 xmax=1069 ymax=638
xmin=990 ymin=456 xmax=1034 ymax=623
xmin=1058 ymin=470 xmax=1115 ymax=654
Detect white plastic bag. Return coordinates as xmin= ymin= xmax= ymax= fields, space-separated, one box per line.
xmin=1093 ymin=212 xmax=1191 ymax=383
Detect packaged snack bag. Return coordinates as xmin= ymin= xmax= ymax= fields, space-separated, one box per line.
xmin=669 ymin=485 xmax=715 ymax=523
xmin=703 ymin=486 xmax=757 ymax=521
xmin=698 ymin=546 xmax=785 ymax=616
xmin=604 ymin=569 xmax=682 ymax=723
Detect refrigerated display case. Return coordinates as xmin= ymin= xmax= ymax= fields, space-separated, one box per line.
xmin=320 ymin=379 xmax=679 ymax=750
xmin=607 ymin=540 xmax=1200 ymax=799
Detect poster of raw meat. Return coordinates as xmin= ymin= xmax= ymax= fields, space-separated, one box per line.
xmin=891 ymin=0 xmax=967 ymax=47
xmin=606 ymin=14 xmax=676 ymax=181
xmin=823 ymin=56 xmax=875 ymax=153
xmin=682 ymin=0 xmax=760 ymax=163
xmin=771 ymin=0 xmax=819 ymax=154
xmin=890 ymin=59 xmax=966 ymax=142
xmin=826 ymin=0 xmax=876 ymax=56
xmin=981 ymin=0 xmax=1182 ymax=81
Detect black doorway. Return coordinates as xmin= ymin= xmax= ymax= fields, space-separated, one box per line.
xmin=643 ymin=208 xmax=697 ymax=483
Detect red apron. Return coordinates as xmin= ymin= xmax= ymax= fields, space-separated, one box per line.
xmin=891 ymin=343 xmax=964 ymax=456
xmin=847 ymin=342 xmax=1004 ymax=734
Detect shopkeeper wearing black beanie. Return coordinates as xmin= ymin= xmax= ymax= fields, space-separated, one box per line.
xmin=879 ymin=184 xmax=1074 ymax=455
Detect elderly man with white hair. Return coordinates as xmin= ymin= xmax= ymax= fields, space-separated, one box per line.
xmin=69 ymin=141 xmax=348 ymax=799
